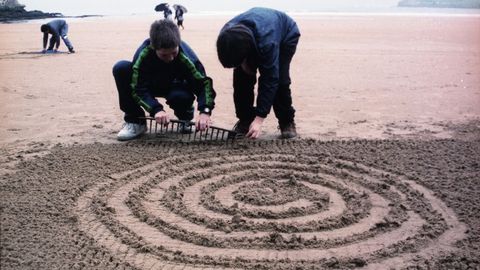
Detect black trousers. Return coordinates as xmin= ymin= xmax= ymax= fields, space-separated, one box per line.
xmin=113 ymin=60 xmax=194 ymax=124
xmin=233 ymin=36 xmax=299 ymax=125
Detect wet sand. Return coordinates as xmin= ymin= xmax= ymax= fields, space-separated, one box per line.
xmin=1 ymin=14 xmax=479 ymax=269
xmin=0 ymin=14 xmax=479 ymax=147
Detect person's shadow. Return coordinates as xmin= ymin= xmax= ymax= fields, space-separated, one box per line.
xmin=23 ymin=50 xmax=70 ymax=55
xmin=0 ymin=50 xmax=70 ymax=60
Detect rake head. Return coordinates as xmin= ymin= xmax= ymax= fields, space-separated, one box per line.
xmin=142 ymin=117 xmax=238 ymax=143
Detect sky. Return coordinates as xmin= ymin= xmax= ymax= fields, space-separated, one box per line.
xmin=19 ymin=0 xmax=401 ymax=16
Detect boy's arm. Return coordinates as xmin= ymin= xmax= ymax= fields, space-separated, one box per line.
xmin=48 ymin=27 xmax=61 ymax=50
xmin=47 ymin=34 xmax=60 ymax=51
xmin=42 ymin=32 xmax=48 ymax=50
xmin=255 ymin=43 xmax=280 ymax=118
xmin=178 ymin=52 xmax=216 ymax=115
xmin=130 ymin=48 xmax=164 ymax=117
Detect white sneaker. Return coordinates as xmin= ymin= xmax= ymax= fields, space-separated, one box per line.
xmin=117 ymin=122 xmax=147 ymax=141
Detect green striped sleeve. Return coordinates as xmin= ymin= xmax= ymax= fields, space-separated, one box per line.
xmin=178 ymin=52 xmax=214 ymax=108
xmin=130 ymin=46 xmax=153 ymax=112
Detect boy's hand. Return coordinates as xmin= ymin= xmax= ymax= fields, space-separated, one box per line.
xmin=246 ymin=116 xmax=265 ymax=139
xmin=154 ymin=110 xmax=170 ymax=126
xmin=196 ymin=113 xmax=211 ymax=132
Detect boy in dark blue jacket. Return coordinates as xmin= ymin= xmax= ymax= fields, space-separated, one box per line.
xmin=217 ymin=7 xmax=300 ymax=139
xmin=113 ymin=20 xmax=216 ymax=141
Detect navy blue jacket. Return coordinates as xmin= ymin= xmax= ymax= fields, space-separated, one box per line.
xmin=130 ymin=39 xmax=216 ymax=117
xmin=220 ymin=7 xmax=300 ymax=118
xmin=42 ymin=19 xmax=68 ymax=49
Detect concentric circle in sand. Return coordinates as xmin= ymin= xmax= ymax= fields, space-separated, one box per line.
xmin=73 ymin=141 xmax=467 ymax=269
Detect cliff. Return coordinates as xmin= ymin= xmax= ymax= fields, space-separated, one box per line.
xmin=0 ymin=0 xmax=62 ymax=23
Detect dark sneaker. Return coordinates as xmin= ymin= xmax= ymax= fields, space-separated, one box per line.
xmin=179 ymin=121 xmax=193 ymax=134
xmin=69 ymin=48 xmax=75 ymax=53
xmin=232 ymin=120 xmax=251 ymax=136
xmin=279 ymin=121 xmax=297 ymax=139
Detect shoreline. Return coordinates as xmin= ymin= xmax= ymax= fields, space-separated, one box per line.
xmin=8 ymin=11 xmax=480 ymax=25
xmin=0 ymin=14 xmax=103 ymax=24
xmin=3 ymin=6 xmax=480 ymax=24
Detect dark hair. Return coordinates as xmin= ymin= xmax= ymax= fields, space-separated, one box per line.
xmin=149 ymin=20 xmax=181 ymax=49
xmin=40 ymin=24 xmax=48 ymax=32
xmin=216 ymin=24 xmax=254 ymax=68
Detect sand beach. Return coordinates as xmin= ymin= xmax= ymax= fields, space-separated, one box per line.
xmin=1 ymin=12 xmax=479 ymax=269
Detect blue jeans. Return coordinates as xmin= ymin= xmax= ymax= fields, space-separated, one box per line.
xmin=47 ymin=24 xmax=73 ymax=51
xmin=113 ymin=60 xmax=194 ymax=124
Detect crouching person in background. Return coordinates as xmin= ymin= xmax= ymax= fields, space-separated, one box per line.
xmin=41 ymin=19 xmax=75 ymax=53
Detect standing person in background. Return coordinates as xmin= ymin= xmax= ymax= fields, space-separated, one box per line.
xmin=40 ymin=19 xmax=75 ymax=53
xmin=163 ymin=5 xmax=173 ymax=20
xmin=175 ymin=7 xmax=184 ymax=29
xmin=216 ymin=7 xmax=300 ymax=139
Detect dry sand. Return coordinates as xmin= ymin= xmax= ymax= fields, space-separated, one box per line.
xmin=1 ymin=14 xmax=479 ymax=269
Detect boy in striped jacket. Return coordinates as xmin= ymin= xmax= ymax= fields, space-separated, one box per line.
xmin=113 ymin=20 xmax=216 ymax=141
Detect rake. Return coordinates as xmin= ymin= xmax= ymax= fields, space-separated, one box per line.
xmin=141 ymin=117 xmax=238 ymax=143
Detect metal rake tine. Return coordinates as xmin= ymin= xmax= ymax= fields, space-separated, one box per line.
xmin=179 ymin=123 xmax=184 ymax=140
xmin=230 ymin=132 xmax=237 ymax=143
xmin=205 ymin=129 xmax=209 ymax=140
xmin=227 ymin=132 xmax=232 ymax=143
xmin=141 ymin=115 xmax=236 ymax=143
xmin=229 ymin=132 xmax=235 ymax=142
xmin=189 ymin=123 xmax=193 ymax=141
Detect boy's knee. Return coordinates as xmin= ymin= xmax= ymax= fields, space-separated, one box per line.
xmin=168 ymin=90 xmax=194 ymax=106
xmin=112 ymin=60 xmax=132 ymax=76
xmin=168 ymin=92 xmax=194 ymax=121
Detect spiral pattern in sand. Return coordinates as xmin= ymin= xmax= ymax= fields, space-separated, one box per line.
xmin=74 ymin=141 xmax=466 ymax=269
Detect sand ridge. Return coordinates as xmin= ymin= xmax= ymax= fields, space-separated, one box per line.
xmin=1 ymin=139 xmax=479 ymax=269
